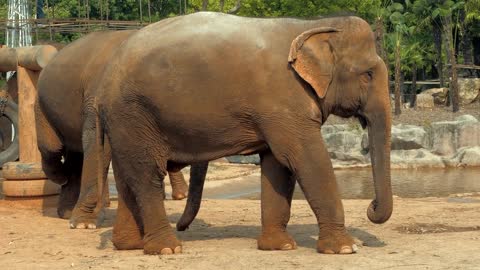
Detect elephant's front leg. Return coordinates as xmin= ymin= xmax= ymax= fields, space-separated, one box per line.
xmin=258 ymin=151 xmax=297 ymax=251
xmin=270 ymin=130 xmax=356 ymax=254
xmin=112 ymin=168 xmax=144 ymax=250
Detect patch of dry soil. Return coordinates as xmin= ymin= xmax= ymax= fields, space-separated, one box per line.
xmin=1 ymin=194 xmax=480 ymax=269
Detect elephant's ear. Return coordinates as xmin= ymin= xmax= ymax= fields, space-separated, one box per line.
xmin=288 ymin=27 xmax=339 ymax=99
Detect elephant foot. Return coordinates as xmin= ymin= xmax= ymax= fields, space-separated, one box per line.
xmin=144 ymin=235 xmax=182 ymax=255
xmin=57 ymin=204 xmax=75 ymax=219
xmin=257 ymin=230 xmax=297 ymax=251
xmin=317 ymin=224 xmax=357 ymax=254
xmin=69 ymin=208 xmax=105 ymax=229
xmin=171 ymin=190 xmax=187 ymax=200
xmin=112 ymin=233 xmax=144 ymax=250
xmin=171 ymin=183 xmax=188 ymax=200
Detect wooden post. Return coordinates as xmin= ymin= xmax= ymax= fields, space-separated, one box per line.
xmin=0 ymin=45 xmax=60 ymax=201
xmin=16 ymin=66 xmax=42 ymax=162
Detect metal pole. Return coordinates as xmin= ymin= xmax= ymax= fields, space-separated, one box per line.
xmin=147 ymin=0 xmax=151 ymax=23
xmin=139 ymin=0 xmax=143 ymax=25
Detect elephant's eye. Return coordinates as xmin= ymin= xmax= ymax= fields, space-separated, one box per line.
xmin=366 ymin=70 xmax=373 ymax=80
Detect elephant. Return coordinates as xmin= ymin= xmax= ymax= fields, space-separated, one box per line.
xmin=97 ymin=12 xmax=392 ymax=255
xmin=35 ymin=30 xmax=197 ymax=228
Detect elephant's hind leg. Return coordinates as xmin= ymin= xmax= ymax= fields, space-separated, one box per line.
xmin=168 ymin=171 xmax=188 ymax=200
xmin=257 ymin=151 xmax=297 ymax=251
xmin=70 ymin=110 xmax=109 ymax=229
xmin=109 ymin=143 xmax=181 ymax=254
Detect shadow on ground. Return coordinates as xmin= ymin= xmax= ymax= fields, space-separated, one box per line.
xmin=95 ymin=211 xmax=386 ymax=251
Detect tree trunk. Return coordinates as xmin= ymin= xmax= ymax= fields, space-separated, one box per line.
xmin=220 ymin=0 xmax=225 ymax=12
xmin=394 ymin=38 xmax=401 ymax=115
xmin=410 ymin=63 xmax=418 ymax=108
xmin=202 ymin=0 xmax=208 ymax=11
xmin=147 ymin=0 xmax=151 ymax=23
xmin=473 ymin=37 xmax=480 ymax=66
xmin=374 ymin=17 xmax=392 ymax=104
xmin=433 ymin=21 xmax=444 ymax=87
xmin=228 ymin=0 xmax=242 ymax=14
xmin=460 ymin=9 xmax=473 ymax=65
xmin=444 ymin=14 xmax=460 ymax=112
xmin=139 ymin=0 xmax=143 ymax=24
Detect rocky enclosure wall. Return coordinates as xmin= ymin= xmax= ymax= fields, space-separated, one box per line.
xmin=226 ymin=115 xmax=480 ymax=169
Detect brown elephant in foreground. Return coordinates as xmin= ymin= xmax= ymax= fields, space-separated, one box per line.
xmin=97 ymin=12 xmax=392 ymax=255
xmin=35 ymin=30 xmax=201 ymax=228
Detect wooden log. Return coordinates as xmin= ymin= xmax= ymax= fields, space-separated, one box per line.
xmin=0 ymin=47 xmax=18 ymax=72
xmin=16 ymin=45 xmax=58 ymax=71
xmin=17 ymin=66 xmax=42 ymax=162
xmin=0 ymin=45 xmax=58 ymax=72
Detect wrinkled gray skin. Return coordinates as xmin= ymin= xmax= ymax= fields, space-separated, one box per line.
xmin=98 ymin=12 xmax=392 ymax=255
xmin=35 ymin=31 xmax=196 ymax=229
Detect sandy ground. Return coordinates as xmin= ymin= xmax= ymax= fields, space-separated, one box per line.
xmin=1 ymin=190 xmax=480 ymax=269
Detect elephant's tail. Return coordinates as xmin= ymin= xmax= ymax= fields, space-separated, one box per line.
xmin=176 ymin=161 xmax=209 ymax=231
xmin=93 ymin=97 xmax=106 ymax=215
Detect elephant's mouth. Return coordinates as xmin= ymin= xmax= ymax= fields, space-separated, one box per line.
xmin=355 ymin=111 xmax=368 ymax=129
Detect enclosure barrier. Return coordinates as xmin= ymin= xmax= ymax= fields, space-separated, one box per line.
xmin=0 ymin=45 xmax=59 ymax=198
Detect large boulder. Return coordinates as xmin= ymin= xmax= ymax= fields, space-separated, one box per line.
xmin=417 ymin=88 xmax=448 ymax=107
xmin=391 ymin=149 xmax=445 ymax=168
xmin=458 ymin=78 xmax=480 ymax=104
xmin=445 ymin=146 xmax=480 ymax=167
xmin=391 ymin=125 xmax=428 ymax=150
xmin=362 ymin=124 xmax=428 ymax=151
xmin=430 ymin=115 xmax=480 ymax=156
xmin=329 ymin=150 xmax=370 ymax=167
xmin=226 ymin=155 xmax=260 ymax=165
xmin=322 ymin=125 xmax=363 ymax=153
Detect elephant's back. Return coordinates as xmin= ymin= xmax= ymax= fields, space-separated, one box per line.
xmin=37 ymin=30 xmax=135 ymax=150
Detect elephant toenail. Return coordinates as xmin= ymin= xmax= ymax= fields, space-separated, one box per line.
xmin=76 ymin=223 xmax=86 ymax=229
xmin=323 ymin=249 xmax=335 ymax=254
xmin=160 ymin=248 xmax=173 ymax=255
xmin=69 ymin=223 xmax=75 ymax=229
xmin=281 ymin=244 xmax=292 ymax=250
xmin=87 ymin=224 xmax=96 ymax=229
xmin=174 ymin=246 xmax=182 ymax=254
xmin=352 ymin=244 xmax=358 ymax=252
xmin=339 ymin=246 xmax=353 ymax=254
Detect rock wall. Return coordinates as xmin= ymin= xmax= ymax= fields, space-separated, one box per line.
xmin=227 ymin=115 xmax=480 ymax=169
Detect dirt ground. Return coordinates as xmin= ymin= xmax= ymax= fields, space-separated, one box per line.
xmin=1 ymin=188 xmax=480 ymax=269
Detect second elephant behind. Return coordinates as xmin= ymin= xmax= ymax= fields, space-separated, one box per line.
xmin=36 ymin=30 xmax=202 ymax=229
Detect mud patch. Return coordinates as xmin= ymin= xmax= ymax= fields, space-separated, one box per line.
xmin=396 ymin=223 xmax=480 ymax=234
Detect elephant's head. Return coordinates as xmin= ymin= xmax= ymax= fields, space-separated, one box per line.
xmin=288 ymin=17 xmax=392 ymax=224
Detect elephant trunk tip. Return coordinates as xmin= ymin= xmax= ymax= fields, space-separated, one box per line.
xmin=367 ymin=199 xmax=392 ymax=224
xmin=176 ymin=216 xmax=193 ymax=232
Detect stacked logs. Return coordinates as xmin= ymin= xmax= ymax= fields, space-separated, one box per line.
xmin=2 ymin=162 xmax=59 ymax=197
xmin=0 ymin=45 xmax=59 ymax=199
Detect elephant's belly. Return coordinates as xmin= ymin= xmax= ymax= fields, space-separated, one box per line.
xmin=165 ymin=129 xmax=266 ymax=163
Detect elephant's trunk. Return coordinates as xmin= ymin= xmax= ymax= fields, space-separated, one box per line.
xmin=363 ymin=59 xmax=392 ymax=224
